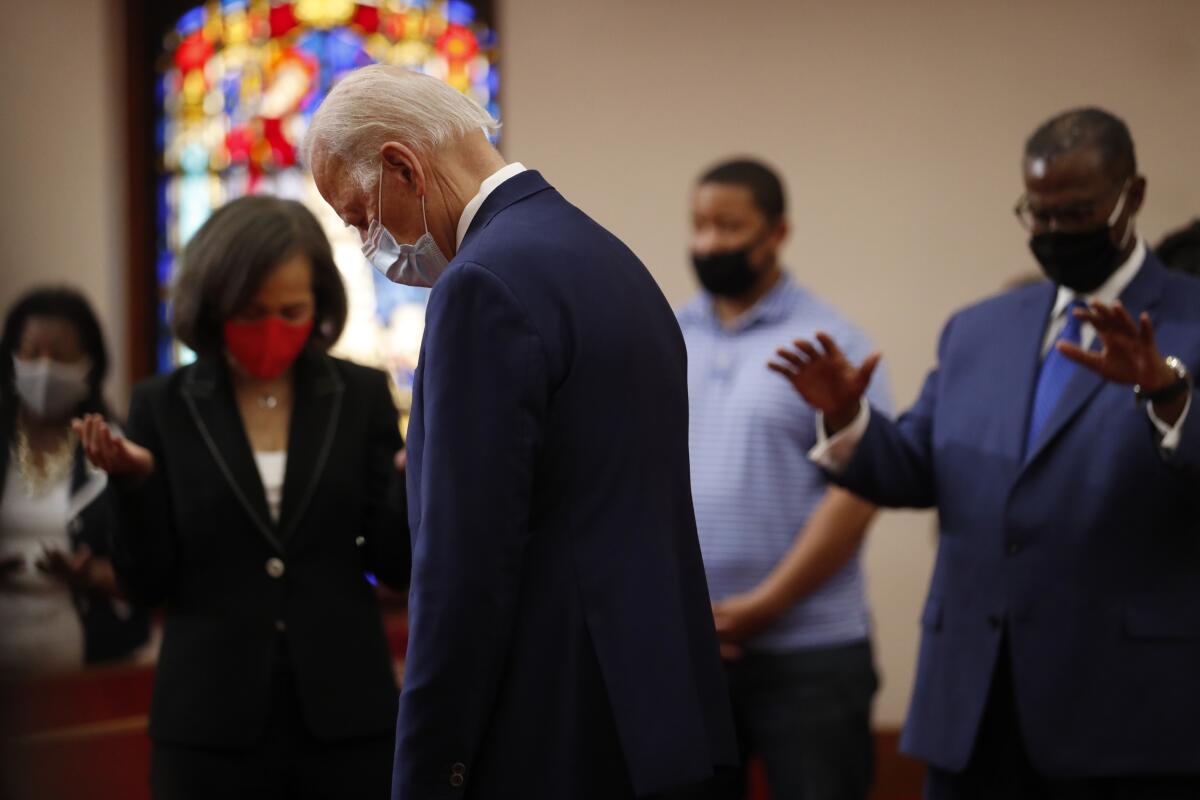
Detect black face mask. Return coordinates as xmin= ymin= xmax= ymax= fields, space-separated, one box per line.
xmin=691 ymin=244 xmax=763 ymax=298
xmin=1028 ymin=180 xmax=1133 ymax=294
xmin=1029 ymin=226 xmax=1125 ymax=295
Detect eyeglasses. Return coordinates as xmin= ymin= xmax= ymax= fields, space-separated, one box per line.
xmin=1013 ymin=181 xmax=1129 ymax=233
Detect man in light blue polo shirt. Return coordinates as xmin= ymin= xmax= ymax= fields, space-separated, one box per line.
xmin=677 ymin=159 xmax=893 ymax=800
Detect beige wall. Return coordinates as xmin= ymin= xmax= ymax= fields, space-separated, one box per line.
xmin=2 ymin=0 xmax=1198 ymax=729
xmin=0 ymin=0 xmax=127 ymax=408
xmin=499 ymin=0 xmax=1200 ymax=725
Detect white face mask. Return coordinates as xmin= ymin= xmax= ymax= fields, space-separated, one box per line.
xmin=12 ymin=356 xmax=91 ymax=420
xmin=361 ymin=161 xmax=450 ymax=288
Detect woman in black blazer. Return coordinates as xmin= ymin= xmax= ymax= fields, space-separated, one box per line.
xmin=77 ymin=196 xmax=410 ymax=799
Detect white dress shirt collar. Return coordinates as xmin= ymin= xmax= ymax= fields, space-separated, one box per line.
xmin=1051 ymin=236 xmax=1147 ymax=320
xmin=455 ymin=162 xmax=528 ymax=248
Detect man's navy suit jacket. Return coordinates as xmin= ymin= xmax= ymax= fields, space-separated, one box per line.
xmin=835 ymin=252 xmax=1200 ymax=777
xmin=394 ymin=171 xmax=737 ymax=799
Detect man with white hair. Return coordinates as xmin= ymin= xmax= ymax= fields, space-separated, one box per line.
xmin=304 ymin=65 xmax=737 ymax=800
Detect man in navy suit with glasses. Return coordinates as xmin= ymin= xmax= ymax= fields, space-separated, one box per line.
xmin=772 ymin=107 xmax=1200 ymax=799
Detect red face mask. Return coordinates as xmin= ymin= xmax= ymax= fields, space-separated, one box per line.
xmin=223 ymin=316 xmax=313 ymax=380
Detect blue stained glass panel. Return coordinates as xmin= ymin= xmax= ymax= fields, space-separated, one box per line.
xmin=176 ymin=7 xmax=205 ymax=36
xmin=156 ymin=252 xmax=175 ymax=287
xmin=448 ymin=1 xmax=476 ymax=25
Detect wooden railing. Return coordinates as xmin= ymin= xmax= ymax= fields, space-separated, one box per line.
xmin=1 ymin=663 xmax=154 ymax=800
xmin=0 ymin=613 xmax=921 ymax=800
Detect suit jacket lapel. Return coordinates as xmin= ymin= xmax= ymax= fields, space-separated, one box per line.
xmin=1022 ymin=339 xmax=1107 ymax=466
xmin=1023 ymin=255 xmax=1167 ymax=467
xmin=277 ymin=350 xmax=344 ymax=544
xmin=998 ymin=284 xmax=1058 ymax=464
xmin=182 ymin=358 xmax=283 ymax=553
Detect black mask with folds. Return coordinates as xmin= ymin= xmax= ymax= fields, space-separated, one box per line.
xmin=691 ymin=245 xmax=762 ymax=298
xmin=1028 ymin=226 xmax=1126 ymax=294
xmin=1028 ymin=178 xmax=1134 ymax=294
xmin=696 ymin=226 xmax=787 ymax=298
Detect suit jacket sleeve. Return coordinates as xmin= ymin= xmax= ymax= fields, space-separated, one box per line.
xmin=831 ymin=316 xmax=958 ymax=509
xmin=361 ymin=368 xmax=410 ymax=591
xmin=1163 ymin=384 xmax=1200 ymax=480
xmin=107 ymin=383 xmax=177 ymax=607
xmin=393 ymin=262 xmax=548 ymax=797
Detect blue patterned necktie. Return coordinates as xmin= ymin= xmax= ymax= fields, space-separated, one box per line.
xmin=1025 ymin=299 xmax=1086 ymax=457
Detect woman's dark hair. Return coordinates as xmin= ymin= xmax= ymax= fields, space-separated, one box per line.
xmin=171 ymin=195 xmax=348 ymax=356
xmin=1 ymin=286 xmax=112 ymax=446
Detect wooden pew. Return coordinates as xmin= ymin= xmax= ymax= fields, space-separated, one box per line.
xmin=1 ymin=612 xmax=920 ymax=800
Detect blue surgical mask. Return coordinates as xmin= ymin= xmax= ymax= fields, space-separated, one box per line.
xmin=361 ymin=161 xmax=450 ymax=288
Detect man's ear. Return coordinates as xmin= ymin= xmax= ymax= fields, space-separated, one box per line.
xmin=380 ymin=141 xmax=426 ymax=196
xmin=770 ymin=217 xmax=789 ymax=250
xmin=1127 ymin=174 xmax=1147 ymax=217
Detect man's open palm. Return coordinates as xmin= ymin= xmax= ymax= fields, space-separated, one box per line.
xmin=769 ymin=332 xmax=880 ymax=429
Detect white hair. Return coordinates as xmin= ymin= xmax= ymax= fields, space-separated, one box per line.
xmin=301 ymin=64 xmax=500 ymax=190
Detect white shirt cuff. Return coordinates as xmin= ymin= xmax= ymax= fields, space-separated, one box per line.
xmin=1147 ymin=390 xmax=1192 ymax=453
xmin=809 ymin=401 xmax=870 ymax=473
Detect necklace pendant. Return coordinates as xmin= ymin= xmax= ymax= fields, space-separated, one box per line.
xmin=259 ymin=394 xmax=279 ymax=410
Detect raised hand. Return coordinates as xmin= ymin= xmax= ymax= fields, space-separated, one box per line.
xmin=1057 ymin=300 xmax=1174 ymax=389
xmin=768 ymin=332 xmax=881 ymax=433
xmin=73 ymin=414 xmax=155 ymax=477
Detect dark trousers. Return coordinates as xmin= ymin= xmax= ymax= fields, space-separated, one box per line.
xmin=669 ymin=640 xmax=877 ymax=800
xmin=150 ymin=654 xmax=394 ymax=800
xmin=925 ymin=634 xmax=1200 ymax=800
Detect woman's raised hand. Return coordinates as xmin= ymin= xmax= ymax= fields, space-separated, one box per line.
xmin=73 ymin=414 xmax=155 ymax=477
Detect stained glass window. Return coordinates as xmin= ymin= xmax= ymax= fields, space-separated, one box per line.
xmin=157 ymin=0 xmax=498 ymax=423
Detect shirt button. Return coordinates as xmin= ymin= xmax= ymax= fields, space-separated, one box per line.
xmin=274 ymin=620 xmax=287 ymax=632
xmin=987 ymin=615 xmax=1002 ymax=630
xmin=1007 ymin=543 xmax=1021 ymax=557
xmin=266 ymin=557 xmax=285 ymax=578
xmin=355 ymin=536 xmax=366 ymax=547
